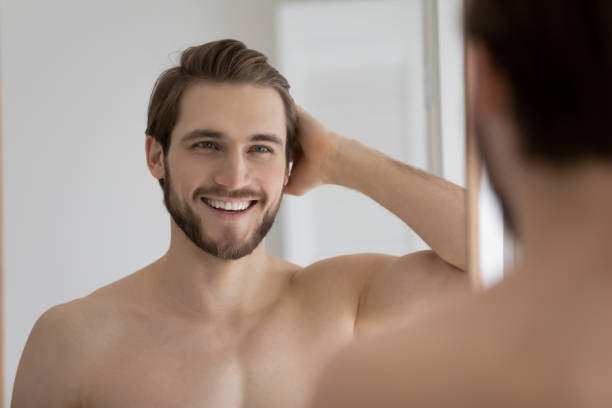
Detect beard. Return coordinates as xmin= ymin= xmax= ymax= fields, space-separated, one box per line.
xmin=162 ymin=165 xmax=282 ymax=260
xmin=474 ymin=120 xmax=518 ymax=236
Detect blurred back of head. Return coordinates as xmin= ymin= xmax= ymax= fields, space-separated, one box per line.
xmin=465 ymin=0 xmax=612 ymax=165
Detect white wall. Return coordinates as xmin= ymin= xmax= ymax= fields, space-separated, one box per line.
xmin=277 ymin=0 xmax=430 ymax=266
xmin=0 ymin=0 xmax=287 ymax=403
xmin=478 ymin=169 xmax=505 ymax=288
xmin=438 ymin=0 xmax=465 ymax=187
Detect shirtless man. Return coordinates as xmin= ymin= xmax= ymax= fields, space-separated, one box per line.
xmin=11 ymin=39 xmax=467 ymax=408
xmin=311 ymin=1 xmax=612 ymax=406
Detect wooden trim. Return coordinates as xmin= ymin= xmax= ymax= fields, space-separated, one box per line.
xmin=466 ymin=110 xmax=482 ymax=291
xmin=464 ymin=18 xmax=483 ymax=292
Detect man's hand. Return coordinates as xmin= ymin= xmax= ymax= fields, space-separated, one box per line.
xmin=284 ymin=106 xmax=343 ymax=196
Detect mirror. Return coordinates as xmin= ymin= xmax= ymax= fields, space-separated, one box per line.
xmin=0 ymin=0 xmax=466 ymax=404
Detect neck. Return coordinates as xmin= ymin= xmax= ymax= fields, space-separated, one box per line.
xmin=155 ymin=222 xmax=287 ymax=322
xmin=514 ymin=162 xmax=612 ymax=282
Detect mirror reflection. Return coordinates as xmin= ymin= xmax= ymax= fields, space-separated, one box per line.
xmin=2 ymin=0 xmax=466 ymax=406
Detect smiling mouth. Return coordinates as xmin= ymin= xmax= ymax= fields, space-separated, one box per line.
xmin=201 ymin=197 xmax=257 ymax=213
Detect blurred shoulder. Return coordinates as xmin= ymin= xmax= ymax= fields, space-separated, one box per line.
xmin=311 ymin=280 xmax=593 ymax=408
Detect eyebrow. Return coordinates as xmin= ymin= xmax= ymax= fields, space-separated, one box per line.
xmin=181 ymin=129 xmax=224 ymax=142
xmin=181 ymin=129 xmax=283 ymax=146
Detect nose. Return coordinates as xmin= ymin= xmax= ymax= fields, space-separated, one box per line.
xmin=213 ymin=149 xmax=251 ymax=189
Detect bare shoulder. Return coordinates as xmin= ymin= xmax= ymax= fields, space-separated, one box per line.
xmin=353 ymin=250 xmax=469 ymax=332
xmin=289 ymin=251 xmax=468 ymax=329
xmin=366 ymin=250 xmax=468 ymax=299
xmin=11 ymin=298 xmax=109 ymax=408
xmin=12 ymin=269 xmax=151 ymax=408
xmin=295 ymin=250 xmax=465 ymax=292
xmin=283 ymin=253 xmax=396 ymax=321
xmin=312 ymin=280 xmax=598 ymax=408
xmin=309 ymin=290 xmax=500 ymax=407
xmin=295 ymin=253 xmax=397 ymax=287
xmin=292 ymin=253 xmax=396 ymax=294
xmin=310 ymin=292 xmax=499 ymax=407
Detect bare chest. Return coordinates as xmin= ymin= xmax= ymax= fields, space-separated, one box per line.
xmin=82 ymin=304 xmax=354 ymax=408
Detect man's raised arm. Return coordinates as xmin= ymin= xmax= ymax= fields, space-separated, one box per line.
xmin=286 ymin=107 xmax=466 ymax=271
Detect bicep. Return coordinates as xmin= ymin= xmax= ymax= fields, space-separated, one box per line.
xmin=12 ymin=306 xmax=84 ymax=408
xmin=355 ymin=250 xmax=469 ymax=335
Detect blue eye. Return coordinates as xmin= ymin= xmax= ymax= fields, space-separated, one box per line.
xmin=195 ymin=141 xmax=216 ymax=149
xmin=252 ymin=145 xmax=271 ymax=153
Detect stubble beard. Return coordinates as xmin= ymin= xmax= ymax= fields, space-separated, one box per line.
xmin=162 ymin=166 xmax=282 ymax=260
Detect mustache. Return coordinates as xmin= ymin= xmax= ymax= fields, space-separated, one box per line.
xmin=193 ymin=185 xmax=267 ymax=201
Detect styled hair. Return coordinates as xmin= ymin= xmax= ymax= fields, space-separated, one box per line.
xmin=465 ymin=0 xmax=612 ymax=163
xmin=146 ymin=39 xmax=298 ymax=181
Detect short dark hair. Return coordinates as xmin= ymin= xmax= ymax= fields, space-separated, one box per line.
xmin=146 ymin=39 xmax=298 ymax=186
xmin=465 ymin=0 xmax=612 ymax=164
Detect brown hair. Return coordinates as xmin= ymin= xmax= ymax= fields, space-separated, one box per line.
xmin=465 ymin=0 xmax=612 ymax=164
xmin=146 ymin=39 xmax=298 ymax=175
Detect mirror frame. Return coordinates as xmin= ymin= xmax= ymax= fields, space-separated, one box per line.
xmin=465 ymin=38 xmax=484 ymax=291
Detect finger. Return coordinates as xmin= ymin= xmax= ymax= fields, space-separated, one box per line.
xmin=284 ymin=162 xmax=309 ymax=196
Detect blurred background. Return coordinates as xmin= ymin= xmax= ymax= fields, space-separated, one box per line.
xmin=0 ymin=0 xmax=473 ymax=404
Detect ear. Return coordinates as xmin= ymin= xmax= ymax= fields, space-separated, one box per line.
xmin=145 ymin=136 xmax=166 ymax=181
xmin=468 ymin=41 xmax=511 ymax=119
xmin=285 ymin=141 xmax=302 ymax=186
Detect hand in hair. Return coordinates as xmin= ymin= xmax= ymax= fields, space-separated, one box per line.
xmin=284 ymin=106 xmax=344 ymax=196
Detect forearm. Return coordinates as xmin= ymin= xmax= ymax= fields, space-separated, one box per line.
xmin=325 ymin=136 xmax=466 ymax=270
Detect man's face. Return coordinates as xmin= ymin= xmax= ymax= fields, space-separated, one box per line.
xmin=162 ymin=82 xmax=289 ymax=259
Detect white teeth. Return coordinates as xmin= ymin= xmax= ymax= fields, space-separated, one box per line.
xmin=205 ymin=199 xmax=250 ymax=211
